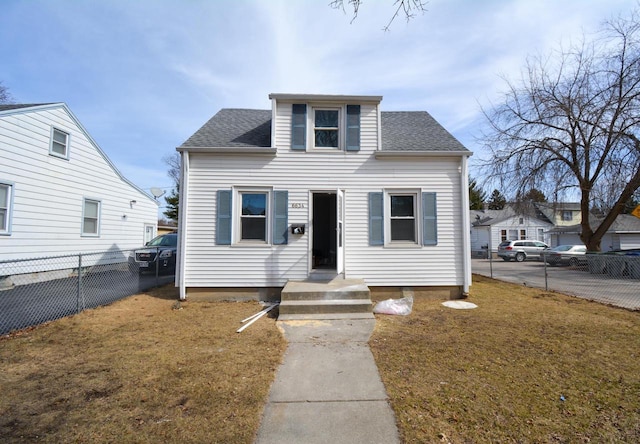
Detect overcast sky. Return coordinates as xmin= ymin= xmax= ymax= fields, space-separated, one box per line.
xmin=1 ymin=0 xmax=635 ymax=214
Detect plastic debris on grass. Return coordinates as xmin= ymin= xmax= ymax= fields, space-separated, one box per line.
xmin=373 ymin=295 xmax=413 ymax=315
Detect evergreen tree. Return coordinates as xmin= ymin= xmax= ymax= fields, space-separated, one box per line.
xmin=163 ymin=187 xmax=179 ymax=222
xmin=469 ymin=178 xmax=486 ymax=210
xmin=487 ymin=189 xmax=506 ymax=210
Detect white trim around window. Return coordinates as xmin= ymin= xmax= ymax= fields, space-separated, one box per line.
xmin=0 ymin=181 xmax=14 ymax=235
xmin=81 ymin=198 xmax=101 ymax=237
xmin=384 ymin=189 xmax=420 ymax=246
xmin=233 ymin=188 xmax=272 ymax=245
xmin=50 ymin=127 xmax=70 ymax=159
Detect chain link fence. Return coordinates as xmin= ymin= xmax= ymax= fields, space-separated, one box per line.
xmin=0 ymin=248 xmax=176 ymax=335
xmin=472 ymin=252 xmax=640 ymax=310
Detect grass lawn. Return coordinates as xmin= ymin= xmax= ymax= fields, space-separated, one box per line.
xmin=370 ymin=275 xmax=640 ymax=443
xmin=1 ymin=276 xmax=639 ymax=443
xmin=0 ymin=285 xmax=286 ymax=444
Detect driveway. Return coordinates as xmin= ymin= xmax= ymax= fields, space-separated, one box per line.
xmin=472 ymin=258 xmax=640 ymax=310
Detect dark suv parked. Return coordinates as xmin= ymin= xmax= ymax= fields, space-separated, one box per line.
xmin=129 ymin=233 xmax=178 ymax=274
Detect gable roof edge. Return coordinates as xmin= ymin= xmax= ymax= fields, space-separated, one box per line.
xmin=2 ymin=103 xmax=157 ymax=205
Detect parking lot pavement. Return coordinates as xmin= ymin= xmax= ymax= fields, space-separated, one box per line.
xmin=472 ymin=258 xmax=640 ymax=310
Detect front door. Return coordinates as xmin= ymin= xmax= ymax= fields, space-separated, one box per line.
xmin=311 ymin=192 xmax=336 ymax=270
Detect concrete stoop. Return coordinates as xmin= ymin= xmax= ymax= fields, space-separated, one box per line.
xmin=278 ymin=278 xmax=374 ymax=320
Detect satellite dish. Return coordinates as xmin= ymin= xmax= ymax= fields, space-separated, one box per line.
xmin=150 ymin=187 xmax=166 ymax=199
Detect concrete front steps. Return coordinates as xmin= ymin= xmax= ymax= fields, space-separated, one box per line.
xmin=278 ymin=278 xmax=374 ymax=321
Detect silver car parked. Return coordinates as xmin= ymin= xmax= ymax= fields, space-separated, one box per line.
xmin=497 ymin=240 xmax=549 ymax=262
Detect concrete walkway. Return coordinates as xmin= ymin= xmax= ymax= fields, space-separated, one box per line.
xmin=254 ymin=319 xmax=400 ymax=444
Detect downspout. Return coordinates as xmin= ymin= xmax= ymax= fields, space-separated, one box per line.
xmin=460 ymin=155 xmax=471 ymax=296
xmin=177 ymin=150 xmax=190 ymax=300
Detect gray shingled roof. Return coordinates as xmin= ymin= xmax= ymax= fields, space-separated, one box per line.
xmin=181 ymin=109 xmax=272 ymax=148
xmin=0 ymin=103 xmax=52 ymax=112
xmin=549 ymin=214 xmax=640 ymax=233
xmin=180 ymin=108 xmax=470 ymax=152
xmin=381 ymin=111 xmax=468 ymax=152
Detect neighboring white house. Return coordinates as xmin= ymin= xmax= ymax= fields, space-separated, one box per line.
xmin=470 ymin=206 xmax=553 ymax=256
xmin=176 ymin=93 xmax=473 ymax=301
xmin=0 ymin=103 xmax=158 ymax=267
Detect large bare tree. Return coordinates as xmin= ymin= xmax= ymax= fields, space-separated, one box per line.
xmin=481 ymin=12 xmax=640 ymax=251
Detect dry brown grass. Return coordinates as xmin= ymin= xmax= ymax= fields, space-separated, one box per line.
xmin=370 ymin=275 xmax=640 ymax=443
xmin=0 ymin=285 xmax=286 ymax=444
xmin=3 ymin=277 xmax=640 ymax=443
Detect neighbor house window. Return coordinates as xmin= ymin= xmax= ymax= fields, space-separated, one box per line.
xmin=562 ymin=210 xmax=573 ymax=221
xmin=537 ymin=228 xmax=545 ymax=241
xmin=314 ymin=108 xmax=340 ymax=148
xmin=0 ymin=183 xmax=12 ymax=234
xmin=50 ymin=128 xmax=70 ymax=158
xmin=240 ymin=192 xmax=268 ymax=242
xmin=520 ymin=229 xmax=527 ymax=239
xmin=508 ymin=229 xmax=518 ymax=239
xmin=82 ymin=198 xmax=100 ymax=236
xmin=501 ymin=230 xmax=507 ymax=241
xmin=389 ymin=194 xmax=417 ymax=242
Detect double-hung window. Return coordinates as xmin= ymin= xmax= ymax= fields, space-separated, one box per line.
xmin=369 ymin=190 xmax=437 ymax=246
xmin=389 ymin=194 xmax=417 ymax=242
xmin=240 ymin=192 xmax=268 ymax=242
xmin=562 ymin=210 xmax=573 ymax=221
xmin=291 ymin=103 xmax=360 ymax=152
xmin=0 ymin=183 xmax=12 ymax=234
xmin=50 ymin=128 xmax=70 ymax=159
xmin=82 ymin=198 xmax=100 ymax=236
xmin=314 ymin=109 xmax=340 ymax=148
xmin=216 ymin=189 xmax=289 ymax=246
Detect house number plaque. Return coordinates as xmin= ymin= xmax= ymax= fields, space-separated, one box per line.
xmin=291 ymin=203 xmax=305 ymax=209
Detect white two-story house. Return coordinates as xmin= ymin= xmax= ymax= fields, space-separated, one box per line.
xmin=176 ymin=93 xmax=472 ymax=301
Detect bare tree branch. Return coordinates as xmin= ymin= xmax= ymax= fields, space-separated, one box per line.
xmin=329 ymin=0 xmax=428 ymax=30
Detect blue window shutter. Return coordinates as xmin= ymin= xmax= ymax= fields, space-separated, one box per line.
xmin=273 ymin=190 xmax=288 ymax=245
xmin=369 ymin=192 xmax=383 ymax=246
xmin=291 ymin=104 xmax=306 ymax=151
xmin=422 ymin=192 xmax=437 ymax=246
xmin=216 ymin=190 xmax=232 ymax=245
xmin=346 ymin=105 xmax=360 ymax=152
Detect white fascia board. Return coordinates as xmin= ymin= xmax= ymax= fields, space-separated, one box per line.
xmin=268 ymin=93 xmax=383 ymax=104
xmin=176 ymin=146 xmax=277 ymax=156
xmin=375 ymin=150 xmax=473 ymax=159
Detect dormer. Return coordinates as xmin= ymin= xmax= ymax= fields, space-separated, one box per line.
xmin=268 ymin=93 xmax=382 ymax=154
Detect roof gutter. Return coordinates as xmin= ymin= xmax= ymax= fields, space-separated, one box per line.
xmin=375 ymin=150 xmax=472 ymax=159
xmin=176 ymin=146 xmax=277 ymax=156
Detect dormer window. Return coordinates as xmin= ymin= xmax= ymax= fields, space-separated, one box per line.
xmin=290 ymin=103 xmax=360 ymax=152
xmin=314 ymin=109 xmax=340 ymax=148
xmin=562 ymin=210 xmax=573 ymax=221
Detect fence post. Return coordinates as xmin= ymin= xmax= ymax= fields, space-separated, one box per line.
xmin=77 ymin=253 xmax=83 ymax=313
xmin=543 ymin=251 xmax=548 ymax=291
xmin=489 ymin=247 xmax=493 ymax=278
xmin=155 ymin=246 xmax=160 ymax=287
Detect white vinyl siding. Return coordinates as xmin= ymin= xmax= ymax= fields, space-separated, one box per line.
xmin=182 ymin=154 xmax=464 ymax=287
xmin=0 ymin=105 xmax=158 ymax=262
